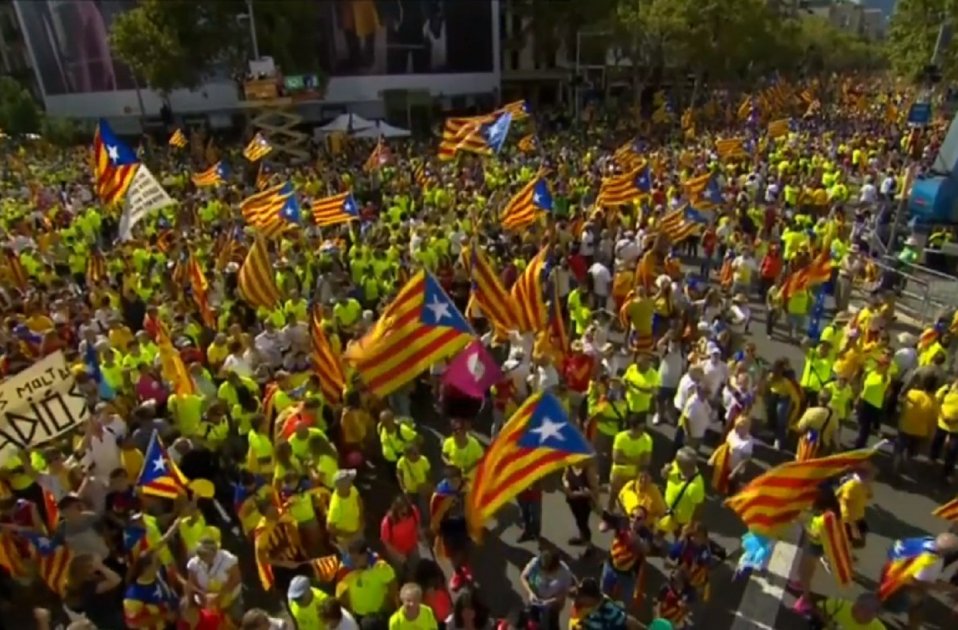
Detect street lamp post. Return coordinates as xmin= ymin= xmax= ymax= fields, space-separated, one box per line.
xmin=246 ymin=0 xmax=260 ymax=60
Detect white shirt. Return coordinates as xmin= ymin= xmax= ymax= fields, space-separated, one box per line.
xmin=82 ymin=418 xmax=125 ymax=475
xmin=880 ymin=176 xmax=896 ymax=196
xmin=681 ymin=395 xmax=712 ymax=439
xmin=532 ymin=363 xmax=560 ymax=392
xmin=893 ymin=347 xmax=918 ymax=374
xmin=579 ymin=230 xmax=594 ymax=256
xmin=254 ymin=330 xmax=285 ymax=367
xmin=674 ymin=374 xmax=698 ymax=412
xmin=588 ymin=262 xmax=612 ymax=296
xmin=701 ymin=358 xmax=730 ymax=399
xmin=222 ymin=353 xmax=253 ymax=377
xmin=614 ymin=238 xmax=641 ymax=265
xmin=187 ymin=549 xmax=241 ymax=600
xmin=329 ymin=610 xmax=360 ymax=630
xmin=727 ymin=304 xmax=751 ymax=334
xmin=658 ymin=345 xmax=684 ymax=389
xmin=727 ymin=430 xmax=754 ymax=469
xmin=859 ymin=183 xmax=878 ymax=204
xmin=282 ymin=322 xmax=310 ymax=353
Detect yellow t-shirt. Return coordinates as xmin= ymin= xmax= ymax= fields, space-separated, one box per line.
xmin=397 ymin=456 xmax=431 ymax=494
xmin=900 ymin=389 xmax=938 ymax=438
xmin=336 ymin=560 xmax=396 ymax=616
xmin=327 ymin=486 xmax=361 ymax=535
xmin=622 ymin=365 xmax=659 ymax=413
xmin=836 ymin=476 xmax=869 ymax=523
xmin=441 ymin=435 xmax=484 ymax=476
xmin=617 ymin=479 xmax=667 ymax=522
xmin=937 ymin=384 xmax=958 ymax=432
xmin=860 ymin=371 xmax=888 ymax=409
xmin=661 ymin=463 xmax=705 ymax=526
xmin=610 ymin=431 xmax=653 ymax=479
xmin=119 ymin=447 xmax=144 ymax=481
xmin=820 ymin=598 xmax=886 ymax=629
xmin=389 ymin=605 xmax=439 ymax=630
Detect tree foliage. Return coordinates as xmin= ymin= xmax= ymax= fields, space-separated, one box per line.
xmin=0 ymin=76 xmax=41 ymax=135
xmin=887 ymin=0 xmax=953 ymax=81
xmin=109 ymin=0 xmax=244 ymax=94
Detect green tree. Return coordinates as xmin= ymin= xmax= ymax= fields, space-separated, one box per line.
xmin=888 ymin=0 xmax=953 ymax=81
xmin=0 ymin=76 xmax=41 ymax=135
xmin=109 ymin=0 xmax=244 ymax=96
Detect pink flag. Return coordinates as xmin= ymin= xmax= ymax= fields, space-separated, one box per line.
xmin=442 ymin=340 xmax=502 ymax=399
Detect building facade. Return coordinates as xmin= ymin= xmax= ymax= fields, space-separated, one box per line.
xmin=12 ymin=0 xmax=502 ymax=124
xmin=0 ymin=0 xmax=37 ymax=97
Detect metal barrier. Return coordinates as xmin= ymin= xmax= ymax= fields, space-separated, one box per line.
xmin=848 ymin=255 xmax=958 ymax=326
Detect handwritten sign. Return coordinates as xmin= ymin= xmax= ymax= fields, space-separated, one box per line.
xmin=0 ymin=351 xmax=89 ymax=464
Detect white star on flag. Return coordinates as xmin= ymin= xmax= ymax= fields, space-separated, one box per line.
xmin=152 ymin=457 xmax=167 ymax=473
xmin=530 ymin=417 xmax=566 ymax=445
xmin=533 ymin=192 xmax=542 ymax=204
xmin=426 ymin=296 xmax=451 ymax=322
xmin=107 ymin=145 xmax=119 ymax=162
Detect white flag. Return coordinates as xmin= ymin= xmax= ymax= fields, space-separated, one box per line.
xmin=119 ymin=164 xmax=175 ymax=241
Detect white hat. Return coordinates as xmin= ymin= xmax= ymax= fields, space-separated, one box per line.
xmin=288 ymin=575 xmax=311 ymax=599
xmin=333 ymin=469 xmax=357 ymax=484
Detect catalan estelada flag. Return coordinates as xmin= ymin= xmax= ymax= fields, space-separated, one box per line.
xmin=168 ymin=128 xmax=188 ymax=148
xmin=136 ymin=430 xmax=188 ymax=499
xmin=781 ymin=249 xmax=833 ymax=300
xmin=467 ymin=392 xmax=593 ymax=536
xmin=25 ymin=534 xmax=72 ymax=596
xmin=312 ymin=191 xmax=360 ymax=228
xmin=253 ymin=517 xmax=304 ymax=590
xmin=241 ymin=181 xmax=302 ymax=239
xmin=613 ymin=138 xmax=644 ymax=171
xmin=879 ymin=537 xmax=939 ymax=601
xmin=191 ymin=161 xmax=229 ymax=187
xmin=188 ymin=253 xmax=215 ymax=328
xmin=437 ymin=112 xmax=513 ymax=160
xmin=500 ymin=171 xmax=552 ymax=231
xmin=462 ymin=245 xmax=518 ymax=334
xmin=768 ymin=118 xmax=791 ymax=139
xmin=243 ymin=132 xmax=272 ymax=162
xmin=85 ymin=248 xmax=107 ymax=285
xmin=343 ymin=271 xmax=474 ymax=397
xmin=546 ymin=275 xmax=569 ymax=362
xmin=310 ymin=305 xmax=345 ymax=405
xmin=238 ymin=236 xmax=281 ymax=310
xmin=156 ymin=325 xmax=196 ymax=396
xmin=499 ymin=99 xmax=530 ymax=120
xmin=658 ymin=206 xmax=709 ymax=243
xmin=821 ymin=510 xmax=854 ymax=586
xmin=93 ymin=119 xmax=139 ymax=206
xmin=725 ymin=445 xmax=881 ymax=537
xmin=363 ymin=137 xmax=391 ymax=172
xmin=596 ymin=165 xmax=651 ymax=207
xmin=256 ymin=162 xmax=272 ymax=190
xmin=511 ymin=248 xmax=548 ymax=333
xmin=933 ymin=496 xmax=958 ymax=522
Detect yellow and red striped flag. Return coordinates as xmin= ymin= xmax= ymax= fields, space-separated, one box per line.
xmin=363 ymin=137 xmax=391 ymax=172
xmin=4 ymin=249 xmax=28 ymax=292
xmin=156 ymin=325 xmax=196 ymax=396
xmin=510 ymin=248 xmax=548 ymax=333
xmin=243 ymin=132 xmax=272 ymax=162
xmin=708 ymin=442 xmax=732 ymax=494
xmin=767 ymin=118 xmax=791 ymax=139
xmin=517 ymin=134 xmax=537 ymax=154
xmin=725 ymin=445 xmax=882 ymax=537
xmin=343 ymin=271 xmax=473 ymax=397
xmin=462 ymin=245 xmax=519 ymax=334
xmin=715 ymin=137 xmax=747 ymax=160
xmin=256 ymin=162 xmax=272 ymax=191
xmin=310 ymin=305 xmax=345 ymax=405
xmin=933 ymin=497 xmax=958 ymax=522
xmin=821 ymin=510 xmax=854 ymax=586
xmin=168 ymin=128 xmax=188 ymax=148
xmin=85 ymin=249 xmax=107 ymax=286
xmin=237 ymin=236 xmax=281 ymax=310
xmin=188 ymin=253 xmax=215 ymax=328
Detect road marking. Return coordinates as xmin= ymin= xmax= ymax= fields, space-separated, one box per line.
xmin=729 ymin=531 xmax=800 ymax=630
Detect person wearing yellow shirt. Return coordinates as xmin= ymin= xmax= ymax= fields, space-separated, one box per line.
xmin=107 ymin=318 xmax=134 ymax=353
xmin=824 ymin=376 xmax=854 ymax=426
xmin=931 ymin=376 xmax=958 ymax=481
xmin=389 ymin=583 xmax=439 ymax=630
xmin=800 ymin=340 xmax=834 ymax=406
xmin=617 ymin=468 xmax=667 ymax=525
xmin=206 ymin=333 xmax=230 ymax=373
xmin=246 ymin=414 xmax=276 ymax=476
xmin=622 ymin=352 xmax=659 ymax=414
xmin=337 ymin=538 xmax=398 ymax=619
xmin=895 ymin=374 xmax=940 ymax=475
xmin=795 ymin=389 xmax=840 ymax=457
xmin=835 ymin=465 xmax=875 ymax=548
xmin=441 ymin=420 xmax=484 ymax=480
xmin=854 ymin=355 xmax=891 ymax=449
xmin=379 ymin=410 xmax=419 ymax=470
xmin=657 ymin=448 xmax=705 ymax=536
xmin=397 ymin=443 xmax=432 ymax=517
xmin=327 ymin=469 xmax=364 ymax=549
xmin=168 ymin=388 xmax=205 ymax=438
xmin=286 ymin=575 xmax=331 ymax=630
xmin=609 ymin=417 xmax=653 ymax=510
xmin=814 ymin=593 xmax=886 ymax=630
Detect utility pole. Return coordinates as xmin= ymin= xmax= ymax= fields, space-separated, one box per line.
xmin=246 ymin=0 xmax=260 ymax=60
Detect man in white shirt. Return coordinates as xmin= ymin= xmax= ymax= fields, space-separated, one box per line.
xmin=614 ymin=230 xmax=641 ymax=266
xmin=504 ymin=349 xmax=531 ymax=400
xmin=701 ymin=344 xmax=730 ymax=401
xmin=674 ymin=366 xmax=703 ymax=416
xmin=282 ymin=314 xmax=310 ymax=354
xmin=679 ymin=384 xmax=712 ymax=451
xmin=254 ymin=322 xmax=286 ymax=369
xmin=587 ymin=261 xmax=612 ymax=309
xmin=529 ymin=355 xmax=560 ymax=392
xmin=859 ymin=175 xmax=878 ymax=205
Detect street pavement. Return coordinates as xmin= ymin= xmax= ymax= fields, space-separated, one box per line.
xmin=401 ymin=296 xmax=958 ymax=630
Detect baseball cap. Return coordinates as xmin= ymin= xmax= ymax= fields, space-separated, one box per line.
xmin=287 ymin=575 xmax=311 ymax=600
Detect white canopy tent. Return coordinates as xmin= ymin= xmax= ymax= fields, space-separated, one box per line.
xmin=315 ymin=113 xmax=375 ymax=134
xmin=351 ymin=120 xmax=411 ymax=139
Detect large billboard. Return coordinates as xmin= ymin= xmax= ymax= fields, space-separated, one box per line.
xmin=14 ymin=0 xmax=139 ymax=96
xmin=324 ymin=1 xmax=493 ymax=75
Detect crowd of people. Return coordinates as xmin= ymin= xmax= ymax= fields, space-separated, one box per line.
xmin=1 ymin=76 xmax=958 ymax=630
